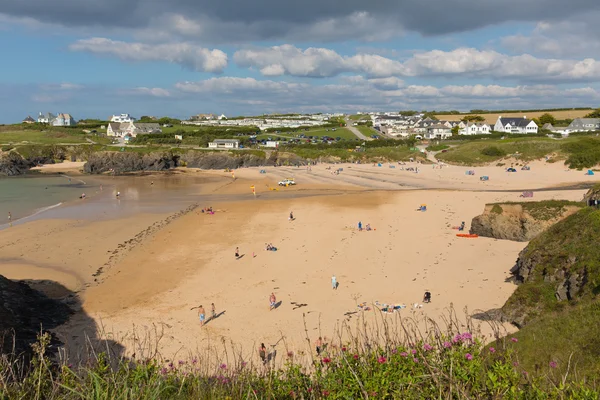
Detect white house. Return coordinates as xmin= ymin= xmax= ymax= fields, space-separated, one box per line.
xmin=110 ymin=114 xmax=136 ymax=123
xmin=107 ymin=122 xmax=161 ymax=138
xmin=38 ymin=112 xmax=56 ymax=124
xmin=565 ymin=118 xmax=600 ymax=133
xmin=425 ymin=124 xmax=452 ymax=140
xmin=264 ymin=141 xmax=280 ymax=148
xmin=208 ymin=139 xmax=240 ymax=149
xmin=494 ymin=116 xmax=538 ymax=134
xmin=459 ymin=122 xmax=491 ymax=135
xmin=218 ymin=114 xmax=227 ymax=120
xmin=52 ymin=113 xmax=77 ymax=126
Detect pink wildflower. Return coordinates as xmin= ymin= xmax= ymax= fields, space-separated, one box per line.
xmin=443 ymin=341 xmax=452 ymax=349
xmin=511 ymin=337 xmax=518 ymax=343
xmin=219 ymin=363 xmax=227 ymax=370
xmin=423 ymin=343 xmax=433 ymax=351
xmin=322 ymin=357 xmax=332 ymax=364
xmin=411 ymin=349 xmax=417 ymax=355
xmin=488 ymin=347 xmax=496 ymax=353
xmin=549 ymin=361 xmax=557 ymax=368
xmin=413 ymin=358 xmax=419 ymax=363
xmin=377 ymin=356 xmax=387 ymax=364
xmin=353 ymin=354 xmax=359 ymax=360
xmin=465 ymin=353 xmax=473 ymax=361
xmin=400 ymin=352 xmax=408 ymax=357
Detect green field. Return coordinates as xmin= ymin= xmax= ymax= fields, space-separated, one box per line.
xmin=348 ymin=114 xmax=370 ymax=121
xmin=436 ymin=137 xmax=564 ymax=165
xmin=355 ymin=125 xmax=377 ymax=137
xmin=0 ymin=130 xmax=91 ymax=145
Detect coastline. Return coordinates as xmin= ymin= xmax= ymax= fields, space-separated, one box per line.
xmin=0 ymin=161 xmax=595 ymax=364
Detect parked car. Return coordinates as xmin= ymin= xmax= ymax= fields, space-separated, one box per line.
xmin=278 ymin=178 xmax=296 ymax=186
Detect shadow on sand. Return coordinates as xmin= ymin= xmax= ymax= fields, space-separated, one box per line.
xmin=0 ymin=276 xmax=125 ymax=366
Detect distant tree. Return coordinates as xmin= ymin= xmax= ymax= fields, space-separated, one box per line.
xmin=532 ymin=118 xmax=542 ymax=127
xmin=451 ymin=126 xmax=460 ymax=136
xmin=538 ymin=113 xmax=556 ymax=125
xmin=584 ymin=108 xmax=600 ymax=118
xmin=461 ymin=115 xmax=485 ymax=122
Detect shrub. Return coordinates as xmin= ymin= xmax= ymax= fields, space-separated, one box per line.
xmin=481 ymin=146 xmax=506 ymax=157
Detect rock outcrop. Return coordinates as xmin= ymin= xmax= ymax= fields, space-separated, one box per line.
xmin=470 ymin=201 xmax=582 ymax=242
xmin=0 ymin=275 xmax=73 ymax=360
xmin=475 ymin=204 xmax=600 ymax=328
xmin=83 ymin=152 xmax=181 ymax=174
xmin=0 ymin=152 xmax=33 ymax=176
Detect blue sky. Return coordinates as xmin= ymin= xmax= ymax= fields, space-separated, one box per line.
xmin=1 ymin=0 xmax=600 ymax=123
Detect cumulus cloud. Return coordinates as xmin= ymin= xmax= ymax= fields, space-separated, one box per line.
xmin=233 ymin=45 xmax=405 ymax=78
xmin=69 ymin=38 xmax=228 ymax=73
xmin=234 ymin=45 xmax=600 ymax=83
xmin=501 ymin=11 xmax=600 ymax=58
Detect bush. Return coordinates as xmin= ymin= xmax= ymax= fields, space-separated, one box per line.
xmin=481 ymin=146 xmax=506 ymax=157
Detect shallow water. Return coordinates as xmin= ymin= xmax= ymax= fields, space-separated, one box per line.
xmin=0 ymin=175 xmax=92 ymax=224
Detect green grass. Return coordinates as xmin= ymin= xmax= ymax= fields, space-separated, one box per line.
xmin=504 ymin=299 xmax=600 ymax=379
xmin=426 ymin=144 xmax=450 ymax=151
xmin=348 ymin=114 xmax=370 ymax=120
xmin=355 ymin=125 xmax=377 ymax=138
xmin=436 ymin=137 xmax=563 ymax=165
xmin=0 ymin=130 xmax=90 ymax=144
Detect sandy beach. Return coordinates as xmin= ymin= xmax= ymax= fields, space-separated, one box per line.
xmin=0 ymin=159 xmax=594 ymax=365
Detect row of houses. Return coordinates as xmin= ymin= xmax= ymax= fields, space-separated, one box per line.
xmin=22 ymin=112 xmax=77 ymax=126
xmin=543 ymin=118 xmax=600 ymax=135
xmin=374 ymin=115 xmax=538 ymax=140
xmin=183 ymin=113 xmax=343 ymax=130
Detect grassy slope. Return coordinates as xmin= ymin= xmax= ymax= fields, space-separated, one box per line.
xmin=489 ymin=200 xmax=584 ymax=220
xmin=436 ymin=137 xmax=562 ymax=165
xmin=355 ymin=125 xmax=377 ymax=137
xmin=507 ymin=299 xmax=600 ymax=379
xmin=257 ymin=127 xmax=358 ymax=140
xmin=0 ymin=130 xmax=90 ymax=144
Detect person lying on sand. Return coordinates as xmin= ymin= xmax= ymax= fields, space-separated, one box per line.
xmin=365 ymin=224 xmax=372 ymax=231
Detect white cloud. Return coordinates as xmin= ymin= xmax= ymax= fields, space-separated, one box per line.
xmin=233 ymin=45 xmax=405 ymax=78
xmin=128 ymin=87 xmax=172 ymax=97
xmin=69 ymin=38 xmax=228 ymax=73
xmin=234 ymin=45 xmax=600 ymax=83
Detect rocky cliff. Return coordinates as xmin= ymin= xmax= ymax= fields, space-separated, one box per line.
xmin=0 ymin=152 xmax=34 ymax=176
xmin=475 ymin=205 xmax=600 ymax=328
xmin=470 ymin=201 xmax=583 ymax=242
xmin=0 ymin=275 xmax=72 ymax=359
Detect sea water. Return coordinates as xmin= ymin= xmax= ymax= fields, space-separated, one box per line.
xmin=0 ymin=175 xmax=91 ymax=224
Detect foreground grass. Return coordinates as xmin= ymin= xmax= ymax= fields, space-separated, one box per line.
xmin=2 ymin=327 xmax=598 ymax=399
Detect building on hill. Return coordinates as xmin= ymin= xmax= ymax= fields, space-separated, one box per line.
xmin=22 ymin=116 xmax=35 ymax=124
xmin=565 ymin=118 xmax=600 ymax=133
xmin=494 ymin=116 xmax=538 ymax=134
xmin=424 ymin=124 xmax=452 ymax=139
xmin=191 ymin=113 xmax=217 ymax=121
xmin=37 ymin=112 xmax=56 ymax=124
xmin=107 ymin=122 xmax=161 ymax=139
xmin=52 ymin=113 xmax=77 ymax=126
xmin=110 ymin=114 xmax=136 ymax=123
xmin=208 ymin=139 xmax=240 ymax=149
xmin=459 ymin=122 xmax=491 ymax=135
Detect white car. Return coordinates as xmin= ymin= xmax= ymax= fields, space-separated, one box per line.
xmin=278 ymin=178 xmax=296 ymax=186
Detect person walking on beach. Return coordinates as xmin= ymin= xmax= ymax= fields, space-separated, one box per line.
xmin=289 ymin=211 xmax=294 ymax=221
xmin=332 ymin=274 xmax=337 ymax=290
xmin=259 ymin=343 xmax=267 ymax=364
xmin=198 ymin=305 xmax=206 ymax=326
xmin=7 ymin=212 xmax=12 ymax=226
xmin=235 ymin=247 xmax=240 ymax=259
xmin=211 ymin=303 xmax=216 ymax=319
xmin=269 ymin=292 xmax=277 ymax=310
xmin=358 ymin=221 xmax=362 ymax=231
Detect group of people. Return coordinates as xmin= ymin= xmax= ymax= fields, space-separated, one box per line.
xmin=265 ymin=243 xmax=277 ymax=251
xmin=357 ymin=221 xmax=372 ymax=231
xmin=201 ymin=207 xmax=214 ymax=214
xmin=196 ymin=302 xmax=217 ymax=327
